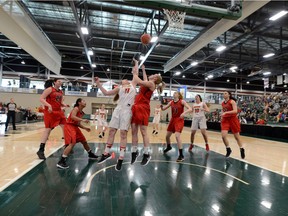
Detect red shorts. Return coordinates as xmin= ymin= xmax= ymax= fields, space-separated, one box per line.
xmin=131 ymin=104 xmax=150 ymax=126
xmin=221 ymin=116 xmax=241 ymax=133
xmin=167 ymin=117 xmax=184 ymax=133
xmin=44 ymin=110 xmax=66 ymax=128
xmin=64 ymin=124 xmax=86 ymax=145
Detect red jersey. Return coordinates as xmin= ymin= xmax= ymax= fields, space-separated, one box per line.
xmin=134 ymin=86 xmax=153 ymax=107
xmin=45 ymin=87 xmax=63 ymax=111
xmin=222 ymin=99 xmax=237 ymax=118
xmin=66 ymin=108 xmax=84 ymax=126
xmin=170 ymin=99 xmax=184 ymax=118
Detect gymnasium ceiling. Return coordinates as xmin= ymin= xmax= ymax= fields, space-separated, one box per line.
xmin=0 ymin=0 xmax=288 ymax=91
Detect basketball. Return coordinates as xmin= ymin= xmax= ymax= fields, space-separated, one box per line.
xmin=140 ymin=33 xmax=151 ymax=45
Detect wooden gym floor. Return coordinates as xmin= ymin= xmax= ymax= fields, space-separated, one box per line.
xmin=0 ymin=122 xmax=287 ymax=215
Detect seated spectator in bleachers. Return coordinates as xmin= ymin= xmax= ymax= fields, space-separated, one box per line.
xmin=0 ymin=102 xmax=6 ymax=114
xmin=256 ymin=118 xmax=267 ymax=125
xmin=24 ymin=107 xmax=37 ymax=120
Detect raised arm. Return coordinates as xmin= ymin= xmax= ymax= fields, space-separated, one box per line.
xmin=141 ymin=64 xmax=148 ymax=81
xmin=132 ymin=70 xmax=155 ymax=90
xmin=95 ymin=77 xmax=119 ymax=96
xmin=131 ymin=59 xmax=139 ymax=88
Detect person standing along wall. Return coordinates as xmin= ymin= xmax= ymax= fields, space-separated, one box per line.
xmin=5 ymin=98 xmax=17 ymax=131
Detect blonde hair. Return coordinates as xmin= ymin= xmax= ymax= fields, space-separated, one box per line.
xmin=155 ymin=74 xmax=165 ymax=94
xmin=175 ymin=91 xmax=183 ymax=100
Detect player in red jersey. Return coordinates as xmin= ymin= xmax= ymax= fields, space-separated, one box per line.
xmin=130 ymin=60 xmax=165 ymax=166
xmin=37 ymin=78 xmax=68 ymax=160
xmin=221 ymin=91 xmax=245 ymax=159
xmin=161 ymin=91 xmax=191 ymax=162
xmin=57 ymin=98 xmax=98 ymax=169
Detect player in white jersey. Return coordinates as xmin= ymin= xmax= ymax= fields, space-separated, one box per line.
xmin=95 ymin=68 xmax=137 ymax=171
xmin=152 ymin=104 xmax=161 ymax=135
xmin=189 ymin=94 xmax=210 ymax=152
xmin=94 ymin=104 xmax=108 ymax=138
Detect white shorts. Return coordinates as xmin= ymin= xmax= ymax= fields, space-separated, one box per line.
xmin=152 ymin=116 xmax=160 ymax=124
xmin=109 ymin=108 xmax=132 ymax=131
xmin=97 ymin=118 xmax=108 ymax=127
xmin=191 ymin=116 xmax=207 ymax=130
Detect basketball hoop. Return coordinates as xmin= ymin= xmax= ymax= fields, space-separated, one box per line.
xmin=163 ymin=8 xmax=186 ymax=31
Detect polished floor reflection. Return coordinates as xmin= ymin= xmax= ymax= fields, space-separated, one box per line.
xmin=0 ymin=122 xmax=288 ymax=215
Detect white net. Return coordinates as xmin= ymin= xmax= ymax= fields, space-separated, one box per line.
xmin=163 ymin=9 xmax=186 ymax=31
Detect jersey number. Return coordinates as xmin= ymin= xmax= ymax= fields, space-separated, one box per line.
xmin=125 ymin=88 xmax=130 ymax=94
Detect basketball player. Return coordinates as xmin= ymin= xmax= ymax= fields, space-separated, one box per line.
xmin=95 ymin=72 xmax=137 ymax=171
xmin=57 ymin=98 xmax=98 ymax=169
xmin=152 ymin=104 xmax=161 ymax=135
xmin=188 ymin=94 xmax=210 ymax=152
xmin=36 ymin=78 xmax=68 ymax=160
xmin=94 ymin=104 xmax=108 ymax=138
xmin=161 ymin=91 xmax=191 ymax=162
xmin=131 ymin=61 xmax=165 ymax=166
xmin=221 ymin=91 xmax=245 ymax=159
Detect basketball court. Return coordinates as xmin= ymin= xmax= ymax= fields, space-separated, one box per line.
xmin=0 ymin=122 xmax=287 ymax=215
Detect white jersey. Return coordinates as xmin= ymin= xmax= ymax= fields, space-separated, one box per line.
xmin=109 ymin=84 xmax=136 ymax=131
xmin=116 ymin=84 xmax=136 ymax=110
xmin=193 ymin=102 xmax=205 ymax=118
xmin=97 ymin=109 xmax=107 ymax=120
xmin=154 ymin=108 xmax=161 ymax=117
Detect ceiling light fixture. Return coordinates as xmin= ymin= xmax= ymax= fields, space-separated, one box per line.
xmin=227 ymin=79 xmax=230 ymax=82
xmin=207 ymin=74 xmax=214 ymax=79
xmin=269 ymin=10 xmax=288 ymax=21
xmin=263 ymin=71 xmax=271 ymax=75
xmin=216 ymin=45 xmax=226 ymax=52
xmin=191 ymin=61 xmax=198 ymax=66
xmin=246 ymin=81 xmax=250 ymax=84
xmin=80 ymin=66 xmax=84 ymax=69
xmin=263 ymin=53 xmax=275 ymax=58
xmin=81 ymin=27 xmax=89 ymax=35
xmin=230 ymin=66 xmax=238 ymax=70
xmin=88 ymin=50 xmax=94 ymax=56
xmin=91 ymin=63 xmax=96 ymax=68
xmin=150 ymin=36 xmax=158 ymax=43
xmin=139 ymin=55 xmax=145 ymax=61
xmin=21 ymin=60 xmax=25 ymax=64
xmin=175 ymin=71 xmax=181 ymax=76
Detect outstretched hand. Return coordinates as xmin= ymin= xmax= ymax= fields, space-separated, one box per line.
xmin=95 ymin=77 xmax=100 ymax=85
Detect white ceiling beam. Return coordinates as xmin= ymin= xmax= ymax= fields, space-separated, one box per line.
xmin=0 ymin=1 xmax=61 ymax=74
xmin=163 ymin=0 xmax=271 ymax=73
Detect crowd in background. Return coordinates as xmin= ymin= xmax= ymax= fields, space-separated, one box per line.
xmin=206 ymin=92 xmax=288 ymax=125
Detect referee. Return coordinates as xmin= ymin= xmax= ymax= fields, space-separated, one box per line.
xmin=5 ymin=98 xmax=17 ymax=131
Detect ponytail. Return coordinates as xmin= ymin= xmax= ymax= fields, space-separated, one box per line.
xmin=157 ymin=81 xmax=165 ymax=94
xmin=44 ymin=79 xmax=54 ymax=89
xmin=74 ymin=98 xmax=82 ymax=107
xmin=227 ymin=91 xmax=237 ymax=102
xmin=178 ymin=91 xmax=183 ymax=100
xmin=44 ymin=78 xmax=59 ymax=89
